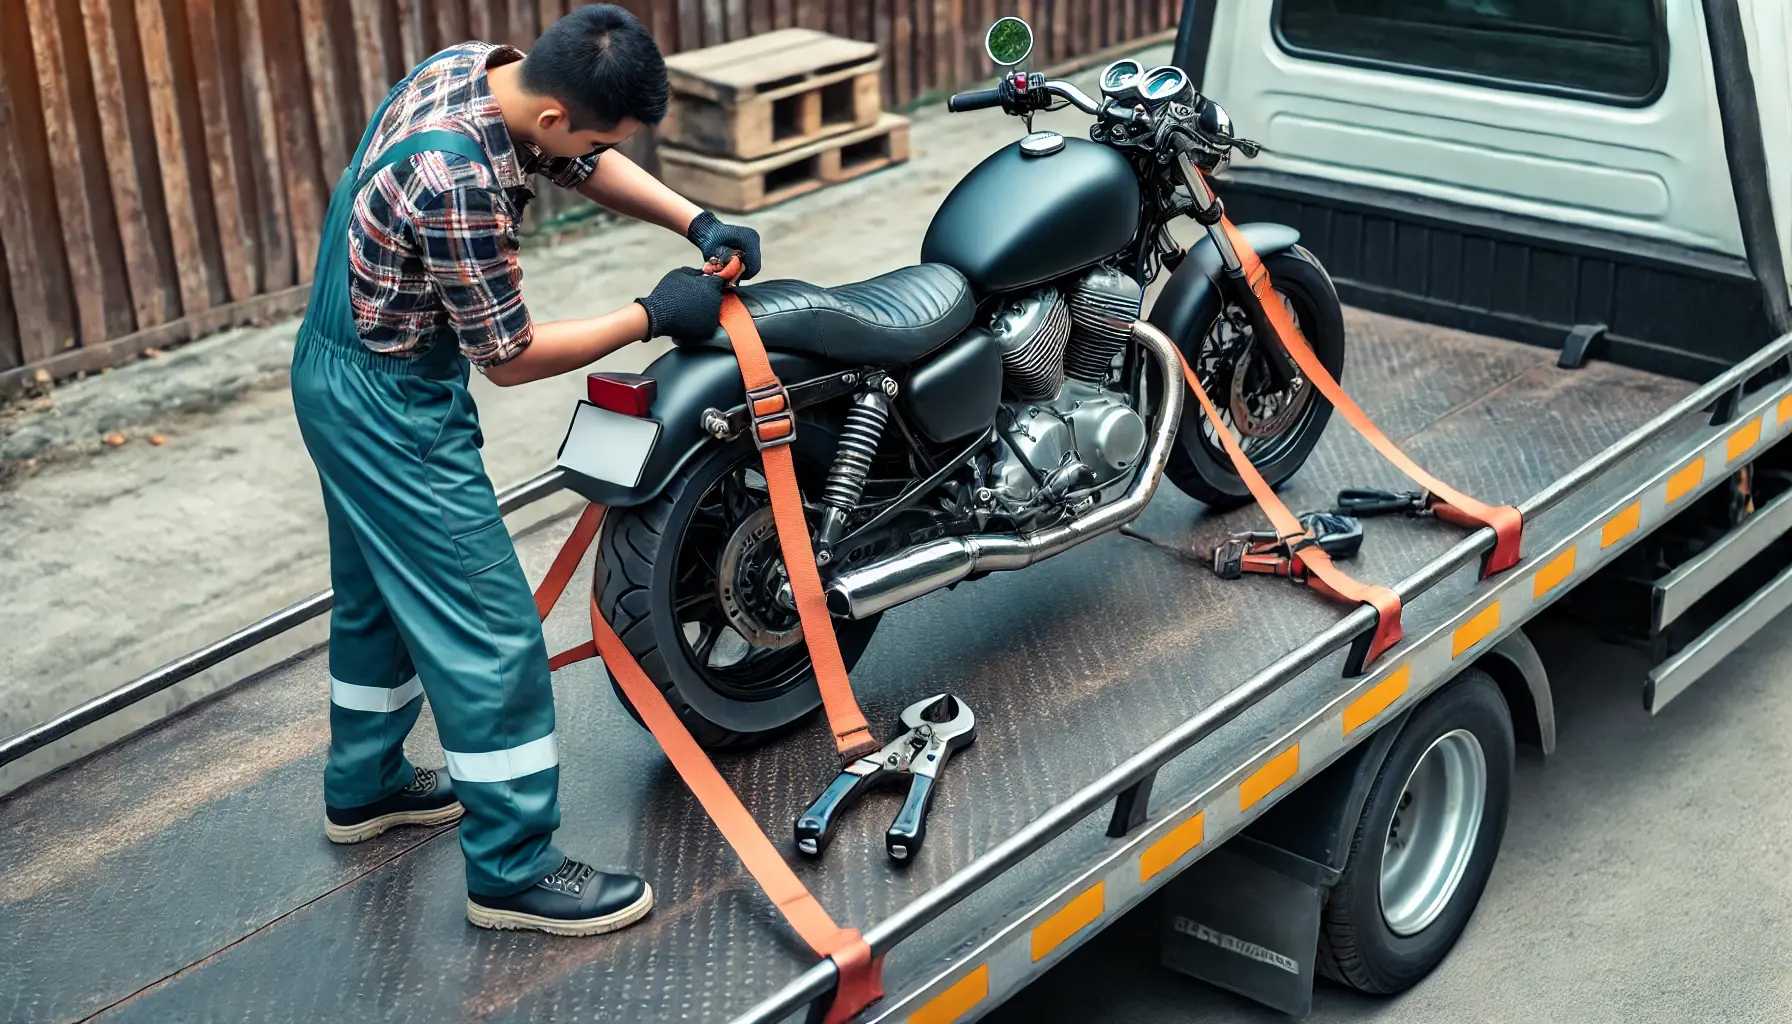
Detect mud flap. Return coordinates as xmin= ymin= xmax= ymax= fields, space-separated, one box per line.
xmin=1157 ymin=836 xmax=1338 ymax=1017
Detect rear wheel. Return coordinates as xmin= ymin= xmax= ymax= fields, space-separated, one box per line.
xmin=1163 ymin=245 xmax=1346 ymax=511
xmin=1317 ymin=669 xmax=1514 ymax=994
xmin=595 ymin=434 xmax=883 ymax=749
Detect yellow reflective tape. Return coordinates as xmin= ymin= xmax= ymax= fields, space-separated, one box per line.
xmin=1239 ymin=746 xmax=1299 ymax=811
xmin=1452 ymin=602 xmax=1501 ymax=658
xmin=1532 ymin=548 xmax=1577 ymax=598
xmin=1031 ymin=883 xmax=1104 ymax=962
xmin=1780 ymin=393 xmax=1792 ymax=426
xmin=1601 ymin=503 xmax=1641 ymax=548
xmin=1140 ymin=812 xmax=1205 ymax=883
xmin=908 ymin=964 xmax=988 ymax=1024
xmin=1665 ymin=458 xmax=1705 ymax=503
xmin=1727 ymin=418 xmax=1762 ymax=463
xmin=1343 ymin=665 xmax=1410 ymax=736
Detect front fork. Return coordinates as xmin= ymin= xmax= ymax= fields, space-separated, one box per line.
xmin=1175 ymin=151 xmax=1305 ymax=392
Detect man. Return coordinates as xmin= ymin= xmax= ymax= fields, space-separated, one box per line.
xmin=291 ymin=5 xmax=761 ymax=937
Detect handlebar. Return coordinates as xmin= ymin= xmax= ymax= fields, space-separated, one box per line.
xmin=1042 ymin=80 xmax=1104 ymax=116
xmin=946 ymin=76 xmax=1145 ymax=124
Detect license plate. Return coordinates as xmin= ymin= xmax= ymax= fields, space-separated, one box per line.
xmin=556 ymin=401 xmax=661 ymax=488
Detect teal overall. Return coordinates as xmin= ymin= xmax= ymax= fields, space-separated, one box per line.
xmin=290 ymin=56 xmax=563 ymax=896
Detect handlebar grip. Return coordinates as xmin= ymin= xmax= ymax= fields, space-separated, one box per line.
xmin=948 ymin=88 xmax=1004 ymax=113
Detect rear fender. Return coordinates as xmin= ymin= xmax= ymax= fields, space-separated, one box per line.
xmin=1146 ymin=222 xmax=1302 ymax=348
xmin=556 ymin=346 xmax=835 ymax=508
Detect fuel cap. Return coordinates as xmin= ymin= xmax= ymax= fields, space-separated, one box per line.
xmin=1019 ymin=130 xmax=1065 ymax=157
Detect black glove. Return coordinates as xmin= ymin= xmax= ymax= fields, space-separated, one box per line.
xmin=637 ymin=267 xmax=726 ymax=341
xmin=686 ymin=211 xmax=762 ymax=280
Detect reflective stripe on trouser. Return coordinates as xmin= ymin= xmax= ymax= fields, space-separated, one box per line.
xmin=293 ymin=66 xmax=563 ymax=894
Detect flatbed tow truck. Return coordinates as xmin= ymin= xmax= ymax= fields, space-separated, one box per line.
xmin=5 ymin=3 xmax=1792 ymax=1023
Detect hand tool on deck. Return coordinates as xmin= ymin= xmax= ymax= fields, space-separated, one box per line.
xmin=795 ymin=694 xmax=977 ymax=862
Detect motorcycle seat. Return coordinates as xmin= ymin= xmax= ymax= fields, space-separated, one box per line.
xmin=691 ymin=263 xmax=976 ymax=365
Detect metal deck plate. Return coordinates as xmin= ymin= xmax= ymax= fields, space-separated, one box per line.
xmin=0 ymin=310 xmax=1693 ymax=1023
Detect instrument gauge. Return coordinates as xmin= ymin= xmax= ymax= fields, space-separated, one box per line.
xmin=1138 ymin=66 xmax=1193 ymax=106
xmin=1100 ymin=59 xmax=1142 ymax=96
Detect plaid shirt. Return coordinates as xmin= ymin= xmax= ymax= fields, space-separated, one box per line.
xmin=348 ymin=42 xmax=598 ymax=368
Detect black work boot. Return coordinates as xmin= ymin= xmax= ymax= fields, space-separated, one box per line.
xmin=466 ymin=858 xmax=654 ymax=937
xmin=325 ymin=766 xmax=463 ymax=844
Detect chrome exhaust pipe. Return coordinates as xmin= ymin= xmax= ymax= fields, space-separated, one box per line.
xmin=826 ymin=321 xmax=1186 ymax=620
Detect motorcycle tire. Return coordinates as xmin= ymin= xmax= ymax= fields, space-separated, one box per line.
xmin=1163 ymin=244 xmax=1346 ymax=512
xmin=594 ymin=434 xmax=883 ymax=750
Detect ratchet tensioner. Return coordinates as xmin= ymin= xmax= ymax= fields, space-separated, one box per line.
xmin=1212 ymin=509 xmax=1365 ymax=581
xmin=795 ymin=693 xmax=976 ymax=863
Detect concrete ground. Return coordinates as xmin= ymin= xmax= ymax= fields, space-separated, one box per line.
xmin=987 ymin=610 xmax=1792 ymax=1024
xmin=0 ymin=49 xmax=1170 ymax=794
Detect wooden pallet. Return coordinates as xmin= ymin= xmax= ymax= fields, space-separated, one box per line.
xmin=659 ymin=113 xmax=911 ymax=214
xmin=661 ymin=29 xmax=883 ymax=161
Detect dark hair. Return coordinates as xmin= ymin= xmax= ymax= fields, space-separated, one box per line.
xmin=520 ymin=4 xmax=668 ymax=130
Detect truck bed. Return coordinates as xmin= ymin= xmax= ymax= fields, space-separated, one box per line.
xmin=0 ymin=309 xmax=1696 ymax=1024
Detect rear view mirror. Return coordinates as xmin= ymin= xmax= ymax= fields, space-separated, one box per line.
xmin=985 ymin=17 xmax=1034 ymax=68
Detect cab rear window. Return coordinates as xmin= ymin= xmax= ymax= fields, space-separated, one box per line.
xmin=1275 ymin=0 xmax=1667 ymax=106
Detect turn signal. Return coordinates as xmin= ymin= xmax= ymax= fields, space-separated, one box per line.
xmin=587 ymin=373 xmax=657 ymax=417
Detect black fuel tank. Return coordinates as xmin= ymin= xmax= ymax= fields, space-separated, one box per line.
xmin=921 ymin=136 xmax=1140 ymax=294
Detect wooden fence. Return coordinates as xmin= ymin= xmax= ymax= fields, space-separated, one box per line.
xmin=0 ymin=1 xmax=1181 ymax=393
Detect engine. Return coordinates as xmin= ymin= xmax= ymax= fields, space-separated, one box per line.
xmin=975 ymin=265 xmax=1148 ymax=519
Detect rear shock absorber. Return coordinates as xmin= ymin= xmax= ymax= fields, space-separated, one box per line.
xmin=816 ymin=379 xmax=896 ymax=559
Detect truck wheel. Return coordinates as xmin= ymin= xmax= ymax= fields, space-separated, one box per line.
xmin=1317 ymin=668 xmax=1514 ymax=994
xmin=594 ymin=434 xmax=883 ymax=750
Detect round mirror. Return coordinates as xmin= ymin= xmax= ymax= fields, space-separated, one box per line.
xmin=985 ymin=17 xmax=1034 ymax=67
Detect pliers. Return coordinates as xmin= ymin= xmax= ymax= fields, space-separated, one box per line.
xmin=794 ymin=694 xmax=977 ymax=862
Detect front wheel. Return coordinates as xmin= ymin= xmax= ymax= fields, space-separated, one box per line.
xmin=594 ymin=435 xmax=883 ymax=749
xmin=1163 ymin=244 xmax=1346 ymax=511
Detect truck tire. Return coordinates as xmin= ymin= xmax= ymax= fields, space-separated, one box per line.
xmin=1317 ymin=668 xmax=1514 ymax=994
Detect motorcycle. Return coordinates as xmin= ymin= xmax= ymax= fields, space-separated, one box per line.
xmin=555 ymin=16 xmax=1347 ymax=747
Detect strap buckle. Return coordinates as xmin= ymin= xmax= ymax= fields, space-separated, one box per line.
xmin=747 ymin=382 xmax=795 ymax=450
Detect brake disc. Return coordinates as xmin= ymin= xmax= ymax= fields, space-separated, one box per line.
xmin=1229 ymin=292 xmax=1314 ymax=438
xmin=716 ymin=507 xmax=804 ymax=650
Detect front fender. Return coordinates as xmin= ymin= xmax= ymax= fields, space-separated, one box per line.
xmin=1146 ymin=221 xmax=1302 ymax=347
xmin=555 ymin=345 xmax=834 ymax=508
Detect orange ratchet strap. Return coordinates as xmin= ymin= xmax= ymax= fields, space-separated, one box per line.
xmin=706 ymin=253 xmax=881 ymax=762
xmin=1178 ymin=354 xmax=1405 ymax=668
xmin=535 ymin=504 xmax=882 ymax=1024
xmin=1219 ymin=220 xmax=1525 ymax=577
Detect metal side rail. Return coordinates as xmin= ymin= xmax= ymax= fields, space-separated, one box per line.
xmin=0 ymin=469 xmax=569 ymax=770
xmin=739 ymin=332 xmax=1792 ymax=1024
xmin=1647 ymin=561 xmax=1792 ymax=713
xmin=1652 ymin=485 xmax=1792 ymax=632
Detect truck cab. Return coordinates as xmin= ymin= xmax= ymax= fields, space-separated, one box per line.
xmin=1185 ymin=0 xmax=1792 ymax=379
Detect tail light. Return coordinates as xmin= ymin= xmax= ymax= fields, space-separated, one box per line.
xmin=587 ymin=372 xmax=657 ymax=417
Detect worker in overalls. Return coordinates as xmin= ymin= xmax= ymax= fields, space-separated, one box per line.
xmin=291 ymin=5 xmax=761 ymax=936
